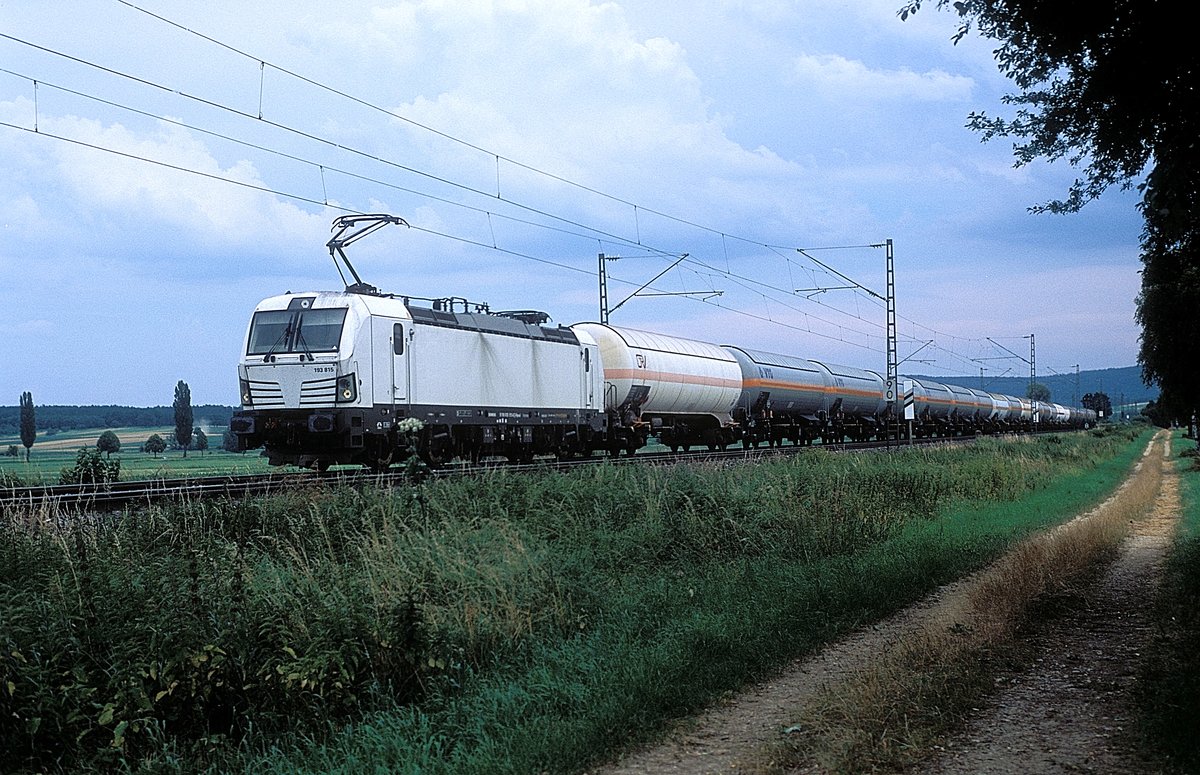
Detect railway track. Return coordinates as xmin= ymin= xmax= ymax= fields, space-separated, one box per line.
xmin=0 ymin=433 xmax=985 ymax=512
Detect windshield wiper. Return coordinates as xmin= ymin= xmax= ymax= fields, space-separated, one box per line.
xmin=294 ymin=321 xmax=316 ymax=362
xmin=262 ymin=313 xmax=297 ymax=362
xmin=262 ymin=326 xmax=293 ymax=362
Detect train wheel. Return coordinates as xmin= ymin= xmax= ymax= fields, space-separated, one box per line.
xmin=420 ymin=443 xmax=453 ymax=468
xmin=367 ymin=456 xmax=393 ymax=473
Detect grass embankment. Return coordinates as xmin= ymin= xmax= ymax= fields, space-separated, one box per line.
xmin=0 ymin=426 xmax=1147 ymax=774
xmin=776 ymin=428 xmax=1166 ymax=773
xmin=1139 ymin=437 xmax=1200 ymax=772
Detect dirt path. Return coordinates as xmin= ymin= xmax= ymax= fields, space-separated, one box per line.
xmin=917 ymin=436 xmax=1179 ymax=775
xmin=591 ymin=433 xmax=1178 ymax=775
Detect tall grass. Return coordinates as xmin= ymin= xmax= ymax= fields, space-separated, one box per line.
xmin=0 ymin=426 xmax=1146 ymax=774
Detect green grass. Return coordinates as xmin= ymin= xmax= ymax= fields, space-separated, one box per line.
xmin=1138 ymin=433 xmax=1200 ymax=772
xmin=0 ymin=426 xmax=273 ymax=483
xmin=258 ymin=429 xmax=1149 ymax=775
xmin=0 ymin=426 xmax=1149 ymax=774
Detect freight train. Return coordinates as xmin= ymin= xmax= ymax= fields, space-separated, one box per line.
xmin=230 ymin=216 xmax=1097 ymax=470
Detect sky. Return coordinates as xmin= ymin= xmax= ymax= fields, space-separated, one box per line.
xmin=0 ymin=0 xmax=1145 ymax=407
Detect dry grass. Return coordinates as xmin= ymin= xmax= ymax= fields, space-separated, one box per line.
xmin=773 ymin=430 xmax=1169 ymax=774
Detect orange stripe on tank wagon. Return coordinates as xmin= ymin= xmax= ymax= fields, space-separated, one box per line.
xmin=604 ymin=368 xmax=741 ymax=389
xmin=742 ymin=378 xmax=883 ymax=399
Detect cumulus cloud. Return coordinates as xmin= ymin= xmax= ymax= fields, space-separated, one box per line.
xmin=792 ymin=53 xmax=974 ymax=102
xmin=44 ymin=114 xmax=325 ymax=247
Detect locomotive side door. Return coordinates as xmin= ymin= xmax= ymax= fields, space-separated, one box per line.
xmin=390 ymin=321 xmax=409 ymax=403
xmin=371 ymin=317 xmax=410 ymax=407
xmin=582 ymin=343 xmax=596 ymax=409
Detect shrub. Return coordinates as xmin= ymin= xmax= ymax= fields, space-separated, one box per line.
xmin=58 ymin=448 xmax=121 ymax=484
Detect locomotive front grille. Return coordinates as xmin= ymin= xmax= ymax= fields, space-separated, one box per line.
xmin=299 ymin=376 xmax=339 ymax=405
xmin=246 ymin=380 xmax=284 ymax=407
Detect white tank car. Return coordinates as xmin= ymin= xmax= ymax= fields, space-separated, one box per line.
xmin=723 ymin=346 xmax=829 ymax=417
xmin=909 ymin=379 xmax=956 ymax=422
xmin=723 ymin=347 xmax=889 ymax=444
xmin=967 ymin=388 xmax=999 ymax=422
xmin=571 ymin=323 xmax=742 ymax=451
xmin=946 ymin=383 xmax=977 ymax=420
xmin=808 ymin=361 xmax=888 ymax=418
xmin=723 ymin=346 xmax=829 ymax=446
xmin=989 ymin=392 xmax=1019 ymax=424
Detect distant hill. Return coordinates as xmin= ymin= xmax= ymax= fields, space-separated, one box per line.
xmin=909 ymin=365 xmax=1157 ymax=407
xmin=0 ymin=405 xmax=238 ymax=436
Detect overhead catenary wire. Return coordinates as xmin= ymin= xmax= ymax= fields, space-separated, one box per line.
xmin=0 ymin=13 xmax=1074 ymax=378
xmin=0 ymin=39 xmax=897 ymax=352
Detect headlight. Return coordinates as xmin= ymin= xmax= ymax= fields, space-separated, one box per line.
xmin=336 ymin=373 xmax=358 ymax=403
xmin=240 ymin=379 xmax=253 ymax=406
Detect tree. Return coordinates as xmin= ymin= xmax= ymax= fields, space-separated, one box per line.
xmin=1081 ymin=392 xmax=1113 ymax=420
xmin=19 ymin=391 xmax=35 ymax=462
xmin=193 ymin=426 xmax=209 ymax=454
xmin=96 ymin=430 xmax=122 ymax=459
xmin=221 ymin=428 xmax=240 ymax=453
xmin=1141 ymin=400 xmax=1170 ymax=429
xmin=174 ymin=381 xmax=193 ymax=458
xmin=1135 ymin=210 xmax=1200 ymax=428
xmin=900 ymin=1 xmax=1200 ymax=426
xmin=1026 ymin=382 xmax=1050 ymax=402
xmin=143 ymin=434 xmax=167 ymax=458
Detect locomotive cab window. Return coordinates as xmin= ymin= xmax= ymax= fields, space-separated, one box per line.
xmin=393 ymin=323 xmax=404 ymax=355
xmin=247 ymin=307 xmax=348 ymax=355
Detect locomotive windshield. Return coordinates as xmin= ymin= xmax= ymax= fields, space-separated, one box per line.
xmin=247 ymin=307 xmax=348 ymax=356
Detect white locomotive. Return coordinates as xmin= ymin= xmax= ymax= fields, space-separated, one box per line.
xmin=230 ymin=216 xmax=1097 ymax=470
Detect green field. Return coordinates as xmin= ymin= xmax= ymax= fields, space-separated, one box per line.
xmin=0 ymin=425 xmax=1151 ymax=774
xmin=0 ymin=426 xmax=275 ymax=483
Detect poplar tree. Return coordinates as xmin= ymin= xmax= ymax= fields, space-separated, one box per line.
xmin=18 ymin=391 xmax=35 ymax=462
xmin=173 ymin=381 xmax=193 ymax=457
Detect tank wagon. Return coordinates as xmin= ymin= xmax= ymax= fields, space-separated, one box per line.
xmin=231 ymin=215 xmax=1098 ymax=469
xmin=572 ymin=323 xmax=743 ymax=454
